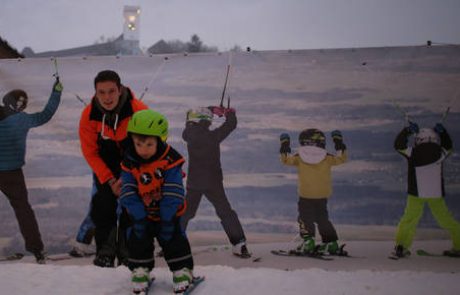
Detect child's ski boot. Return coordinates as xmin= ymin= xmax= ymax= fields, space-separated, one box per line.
xmin=296 ymin=235 xmax=316 ymax=254
xmin=131 ymin=267 xmax=151 ymax=294
xmin=173 ymin=267 xmax=193 ymax=294
xmin=393 ymin=245 xmax=411 ymax=258
xmin=232 ymin=241 xmax=251 ymax=258
xmin=33 ymin=250 xmax=47 ymax=264
xmin=319 ymin=241 xmax=348 ymax=256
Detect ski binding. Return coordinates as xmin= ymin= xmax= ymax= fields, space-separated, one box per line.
xmin=178 ymin=276 xmax=205 ymax=295
xmin=271 ymin=249 xmax=333 ymax=260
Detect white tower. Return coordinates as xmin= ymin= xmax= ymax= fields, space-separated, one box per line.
xmin=123 ymin=5 xmax=140 ymax=41
xmin=120 ymin=5 xmax=142 ymax=55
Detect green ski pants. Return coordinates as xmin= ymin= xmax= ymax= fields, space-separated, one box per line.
xmin=395 ymin=194 xmax=460 ymax=250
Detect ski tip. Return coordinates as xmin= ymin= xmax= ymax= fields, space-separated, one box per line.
xmin=416 ymin=249 xmax=427 ymax=255
xmin=416 ymin=249 xmax=437 ymax=256
xmin=179 ymin=276 xmax=205 ymax=295
xmin=193 ymin=276 xmax=205 ymax=282
xmin=416 ymin=249 xmax=460 ymax=257
xmin=0 ymin=253 xmax=24 ymax=262
xmin=270 ymin=250 xmax=286 ymax=255
xmin=233 ymin=252 xmax=252 ymax=259
xmin=252 ymin=257 xmax=262 ymax=262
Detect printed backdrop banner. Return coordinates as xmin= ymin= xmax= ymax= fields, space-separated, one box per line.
xmin=0 ymin=47 xmax=459 ymax=247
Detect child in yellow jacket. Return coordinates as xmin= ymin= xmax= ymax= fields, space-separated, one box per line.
xmin=280 ymin=128 xmax=347 ymax=255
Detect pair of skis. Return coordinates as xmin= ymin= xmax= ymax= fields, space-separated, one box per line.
xmin=416 ymin=249 xmax=459 ymax=258
xmin=47 ymin=251 xmax=96 ymax=261
xmin=176 ymin=277 xmax=205 ymax=295
xmin=271 ymin=249 xmax=333 ymax=261
xmin=271 ymin=244 xmax=353 ymax=261
xmin=388 ymin=249 xmax=459 ymax=260
xmin=0 ymin=252 xmax=95 ymax=263
xmin=0 ymin=252 xmax=24 ymax=262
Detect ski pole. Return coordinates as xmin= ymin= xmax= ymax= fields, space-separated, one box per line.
xmin=74 ymin=93 xmax=87 ymax=106
xmin=440 ymin=106 xmax=450 ymax=124
xmin=438 ymin=84 xmax=459 ymax=123
xmin=219 ymin=51 xmax=233 ymax=107
xmin=392 ymin=101 xmax=410 ymax=123
xmin=139 ymin=58 xmax=167 ymax=101
xmin=220 ymin=64 xmax=231 ymax=107
xmin=53 ymin=56 xmax=86 ymax=106
xmin=52 ymin=57 xmax=60 ymax=82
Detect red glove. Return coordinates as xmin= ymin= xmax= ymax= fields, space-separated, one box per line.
xmin=224 ymin=108 xmax=235 ymax=116
xmin=209 ymin=106 xmax=226 ymax=117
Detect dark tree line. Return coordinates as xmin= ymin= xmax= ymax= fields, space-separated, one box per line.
xmin=148 ymin=34 xmax=219 ymax=54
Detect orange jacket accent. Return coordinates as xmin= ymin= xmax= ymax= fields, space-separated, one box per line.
xmin=79 ymin=88 xmax=148 ymax=184
xmin=121 ymin=144 xmax=186 ymax=221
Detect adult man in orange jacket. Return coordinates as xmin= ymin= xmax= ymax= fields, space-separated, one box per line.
xmin=79 ymin=70 xmax=148 ymax=267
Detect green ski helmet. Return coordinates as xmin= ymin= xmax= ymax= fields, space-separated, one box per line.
xmin=127 ymin=109 xmax=169 ymax=141
xmin=186 ymin=107 xmax=213 ymax=123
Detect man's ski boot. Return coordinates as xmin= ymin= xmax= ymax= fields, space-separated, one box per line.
xmin=296 ymin=235 xmax=316 ymax=255
xmin=93 ymin=254 xmax=115 ymax=268
xmin=393 ymin=245 xmax=411 ymax=258
xmin=173 ymin=267 xmax=193 ymax=294
xmin=232 ymin=241 xmax=251 ymax=258
xmin=319 ymin=241 xmax=348 ymax=256
xmin=33 ymin=250 xmax=47 ymax=264
xmin=443 ymin=249 xmax=460 ymax=257
xmin=131 ymin=267 xmax=151 ymax=294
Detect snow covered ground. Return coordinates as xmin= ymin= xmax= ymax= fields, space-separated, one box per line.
xmin=1 ymin=262 xmax=458 ymax=295
xmin=1 ymin=233 xmax=459 ymax=295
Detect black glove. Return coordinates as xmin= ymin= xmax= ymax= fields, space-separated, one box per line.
xmin=406 ymin=121 xmax=419 ymax=134
xmin=434 ymin=123 xmax=446 ymax=134
xmin=331 ymin=130 xmax=346 ymax=151
xmin=224 ymin=107 xmax=235 ymax=116
xmin=280 ymin=133 xmax=291 ymax=154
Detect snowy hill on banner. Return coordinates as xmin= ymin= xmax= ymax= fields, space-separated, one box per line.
xmin=0 ymin=46 xmax=460 ymax=255
xmin=1 ymin=231 xmax=459 ymax=295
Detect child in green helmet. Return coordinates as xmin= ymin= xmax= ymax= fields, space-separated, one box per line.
xmin=119 ymin=109 xmax=196 ymax=294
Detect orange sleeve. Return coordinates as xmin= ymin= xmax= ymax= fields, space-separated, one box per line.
xmin=131 ymin=96 xmax=149 ymax=112
xmin=79 ymin=106 xmax=114 ymax=184
xmin=79 ymin=95 xmax=147 ymax=184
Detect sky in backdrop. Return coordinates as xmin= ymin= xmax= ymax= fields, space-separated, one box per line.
xmin=1 ymin=0 xmax=459 ymax=53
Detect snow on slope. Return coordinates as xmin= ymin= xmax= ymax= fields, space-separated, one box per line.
xmin=1 ymin=238 xmax=458 ymax=295
xmin=1 ymin=263 xmax=457 ymax=295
